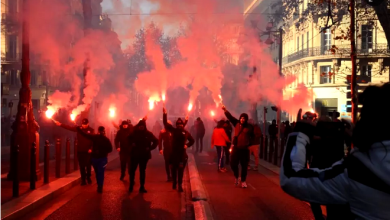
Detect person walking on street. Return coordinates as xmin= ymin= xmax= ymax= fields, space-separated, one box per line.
xmin=114 ymin=120 xmax=134 ymax=181
xmin=163 ymin=107 xmax=194 ymax=192
xmin=222 ymin=105 xmax=254 ymax=188
xmin=248 ymin=119 xmax=262 ymax=171
xmin=54 ymin=118 xmax=94 ymax=185
xmin=268 ymin=120 xmax=278 ymax=156
xmin=194 ymin=117 xmax=205 ymax=153
xmin=76 ymin=126 xmax=113 ymax=193
xmin=128 ymin=119 xmax=158 ymax=193
xmin=211 ymin=120 xmax=231 ymax=172
xmin=159 ymin=120 xmax=174 ymax=182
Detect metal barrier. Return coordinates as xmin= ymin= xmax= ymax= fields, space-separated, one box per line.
xmin=30 ymin=142 xmax=37 ymax=190
xmin=55 ymin=138 xmax=61 ymax=178
xmin=12 ymin=145 xmax=19 ymax=197
xmin=74 ymin=138 xmax=78 ymax=170
xmin=44 ymin=140 xmax=49 ymax=184
xmin=66 ymin=138 xmax=70 ymax=174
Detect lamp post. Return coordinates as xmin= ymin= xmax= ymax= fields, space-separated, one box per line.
xmin=251 ymin=20 xmax=283 ymax=151
xmin=8 ymin=0 xmax=40 ymax=181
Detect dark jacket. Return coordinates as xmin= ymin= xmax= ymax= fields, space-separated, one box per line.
xmin=159 ymin=129 xmax=173 ymax=157
xmin=61 ymin=124 xmax=94 ymax=152
xmin=251 ymin=124 xmax=262 ymax=145
xmin=284 ymin=124 xmax=292 ymax=138
xmin=224 ymin=123 xmax=233 ymax=141
xmin=163 ymin=113 xmax=195 ymax=164
xmin=76 ymin=128 xmax=112 ymax=158
xmin=194 ymin=119 xmax=205 ymax=137
xmin=269 ymin=124 xmax=278 ymax=137
xmin=114 ymin=126 xmax=133 ymax=155
xmin=224 ymin=111 xmax=254 ymax=148
xmin=128 ymin=128 xmax=158 ymax=160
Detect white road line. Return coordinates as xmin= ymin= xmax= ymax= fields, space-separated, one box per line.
xmin=248 ymin=183 xmax=256 ymax=190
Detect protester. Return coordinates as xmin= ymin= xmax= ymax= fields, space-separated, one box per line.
xmin=268 ymin=120 xmax=278 ymax=154
xmin=159 ymin=120 xmax=174 ymax=181
xmin=54 ymin=118 xmax=94 ymax=185
xmin=211 ymin=120 xmax=231 ymax=172
xmin=76 ymin=126 xmax=113 ymax=193
xmin=127 ymin=119 xmax=158 ymax=193
xmin=280 ymin=83 xmax=390 ymax=220
xmin=283 ymin=121 xmax=292 ymax=140
xmin=222 ymin=105 xmax=254 ymax=188
xmin=194 ymin=117 xmax=206 ymax=153
xmin=247 ymin=119 xmax=262 ymax=171
xmin=163 ymin=107 xmax=194 ymax=192
xmin=114 ymin=120 xmax=134 ymax=181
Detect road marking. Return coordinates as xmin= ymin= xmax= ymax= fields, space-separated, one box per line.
xmin=248 ymin=183 xmax=256 ymax=190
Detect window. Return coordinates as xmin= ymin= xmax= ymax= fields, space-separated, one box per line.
xmin=320 ymin=66 xmax=332 ymax=84
xmin=361 ymin=25 xmax=373 ymax=51
xmin=361 ymin=65 xmax=372 ymax=77
xmin=322 ymin=29 xmax=331 ymax=53
xmin=10 ymin=70 xmax=17 ymax=85
xmin=2 ymin=98 xmax=7 ymax=108
xmin=297 ymin=36 xmax=299 ymax=51
xmin=8 ymin=35 xmax=17 ymax=59
xmin=32 ymin=99 xmax=39 ymax=110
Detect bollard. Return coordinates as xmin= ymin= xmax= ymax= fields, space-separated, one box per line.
xmin=264 ymin=135 xmax=268 ymax=161
xmin=74 ymin=138 xmax=78 ymax=170
xmin=12 ymin=145 xmax=19 ymax=197
xmin=30 ymin=142 xmax=37 ymax=190
xmin=44 ymin=140 xmax=50 ymax=184
xmin=66 ymin=138 xmax=70 ymax=174
xmin=273 ymin=138 xmax=279 ymax=166
xmin=259 ymin=135 xmax=264 ymax=159
xmin=55 ymin=138 xmax=61 ymax=178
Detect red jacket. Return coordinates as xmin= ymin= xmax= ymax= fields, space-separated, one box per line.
xmin=211 ymin=128 xmax=231 ymax=148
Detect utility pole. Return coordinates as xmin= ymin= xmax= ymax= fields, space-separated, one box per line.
xmin=277 ymin=28 xmax=283 ymax=147
xmin=8 ymin=0 xmax=40 ymax=181
xmin=350 ymin=0 xmax=358 ymax=123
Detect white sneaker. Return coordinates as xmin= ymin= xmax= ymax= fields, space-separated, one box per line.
xmin=241 ymin=182 xmax=248 ymax=188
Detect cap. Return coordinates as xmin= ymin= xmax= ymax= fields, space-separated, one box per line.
xmin=82 ymin=118 xmax=89 ymax=125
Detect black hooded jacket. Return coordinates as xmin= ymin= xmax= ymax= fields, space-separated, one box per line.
xmin=114 ymin=123 xmax=134 ymax=155
xmin=127 ymin=120 xmax=158 ymax=160
xmin=163 ymin=113 xmax=195 ymax=163
xmin=61 ymin=124 xmax=94 ymax=152
xmin=194 ymin=118 xmax=206 ymax=137
xmin=224 ymin=111 xmax=254 ymax=148
xmin=76 ymin=127 xmax=112 ymax=158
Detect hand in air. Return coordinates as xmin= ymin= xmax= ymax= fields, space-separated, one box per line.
xmin=163 ymin=107 xmax=167 ymax=114
xmin=159 ymin=150 xmax=163 ymax=155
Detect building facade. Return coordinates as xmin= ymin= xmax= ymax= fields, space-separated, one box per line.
xmin=244 ymin=0 xmax=390 ymax=121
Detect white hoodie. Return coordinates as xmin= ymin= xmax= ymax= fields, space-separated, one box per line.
xmin=280 ymin=132 xmax=390 ymax=220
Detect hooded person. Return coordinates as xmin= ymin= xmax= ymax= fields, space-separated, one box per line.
xmin=114 ymin=120 xmax=134 ymax=181
xmin=159 ymin=120 xmax=174 ymax=181
xmin=54 ymin=118 xmax=94 ymax=185
xmin=163 ymin=108 xmax=194 ymax=192
xmin=222 ymin=106 xmax=254 ymax=188
xmin=127 ymin=119 xmax=158 ymax=193
xmin=194 ymin=117 xmax=206 ymax=153
xmin=76 ymin=126 xmax=113 ymax=193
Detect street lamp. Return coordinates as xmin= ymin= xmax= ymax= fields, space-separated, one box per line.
xmin=251 ymin=20 xmax=284 ymax=155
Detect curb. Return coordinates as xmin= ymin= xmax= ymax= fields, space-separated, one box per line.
xmin=1 ymin=154 xmax=119 ymax=220
xmin=187 ymin=153 xmax=207 ymax=201
xmin=187 ymin=153 xmax=214 ymax=220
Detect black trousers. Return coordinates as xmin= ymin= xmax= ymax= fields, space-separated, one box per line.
xmin=129 ymin=157 xmax=149 ymax=187
xmin=77 ymin=152 xmax=91 ymax=181
xmin=195 ymin=136 xmax=204 ymax=152
xmin=120 ymin=153 xmax=130 ymax=176
xmin=171 ymin=159 xmax=187 ymax=186
xmin=164 ymin=153 xmax=172 ymax=178
xmin=230 ymin=148 xmax=250 ymax=182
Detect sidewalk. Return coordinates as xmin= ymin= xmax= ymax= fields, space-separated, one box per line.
xmin=1 ymin=153 xmax=118 ymax=220
xmin=194 ymin=151 xmax=315 ymax=220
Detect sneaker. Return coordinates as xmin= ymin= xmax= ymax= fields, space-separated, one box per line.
xmin=221 ymin=168 xmax=227 ymax=172
xmin=87 ymin=177 xmax=92 ymax=184
xmin=219 ymin=168 xmax=227 ymax=173
xmin=253 ymin=166 xmax=258 ymax=171
xmin=178 ymin=185 xmax=183 ymax=192
xmin=172 ymin=183 xmax=177 ymax=190
xmin=120 ymin=175 xmax=125 ymax=181
xmin=235 ymin=178 xmax=240 ymax=186
xmin=241 ymin=182 xmax=248 ymax=188
xmin=139 ymin=187 xmax=148 ymax=193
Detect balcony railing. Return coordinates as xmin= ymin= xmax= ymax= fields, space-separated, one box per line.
xmin=282 ymin=43 xmax=390 ymax=65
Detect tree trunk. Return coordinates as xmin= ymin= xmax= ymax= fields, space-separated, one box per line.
xmin=374 ymin=1 xmax=390 ymax=45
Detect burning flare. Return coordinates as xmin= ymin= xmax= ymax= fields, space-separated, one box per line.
xmin=70 ymin=114 xmax=76 ymax=121
xmin=210 ymin=110 xmax=215 ymax=117
xmin=149 ymin=101 xmax=154 ymax=110
xmin=162 ymin=94 xmax=166 ymax=102
xmin=45 ymin=108 xmax=55 ymax=119
xmin=310 ymin=109 xmax=315 ymax=113
xmin=109 ymin=108 xmax=115 ymax=118
xmin=188 ymin=103 xmax=193 ymax=111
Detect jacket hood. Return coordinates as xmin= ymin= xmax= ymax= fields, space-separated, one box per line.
xmin=239 ymin=113 xmax=249 ymax=123
xmin=351 ymin=140 xmax=390 ymax=187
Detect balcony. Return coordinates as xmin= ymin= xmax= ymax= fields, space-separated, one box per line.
xmin=1 ymin=53 xmax=22 ymax=63
xmin=282 ymin=43 xmax=390 ymax=65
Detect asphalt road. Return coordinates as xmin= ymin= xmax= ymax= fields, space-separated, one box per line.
xmin=23 ymin=152 xmax=191 ymax=220
xmin=195 ymin=151 xmax=315 ymax=220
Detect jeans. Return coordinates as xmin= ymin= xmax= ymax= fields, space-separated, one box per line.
xmin=230 ymin=148 xmax=250 ymax=182
xmin=91 ymin=157 xmax=108 ymax=187
xmin=171 ymin=159 xmax=187 ymax=186
xmin=195 ymin=136 xmax=204 ymax=153
xmin=78 ymin=152 xmax=92 ymax=182
xmin=130 ymin=157 xmax=149 ymax=188
xmin=216 ymin=146 xmax=225 ymax=169
xmin=248 ymin=144 xmax=259 ymax=166
xmin=120 ymin=153 xmax=130 ymax=177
